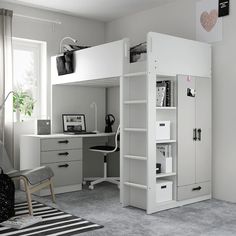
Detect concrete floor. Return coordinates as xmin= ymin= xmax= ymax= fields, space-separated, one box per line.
xmin=16 ymin=183 xmax=236 ymax=236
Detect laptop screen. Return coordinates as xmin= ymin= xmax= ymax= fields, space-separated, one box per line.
xmin=62 ymin=114 xmax=86 ymax=133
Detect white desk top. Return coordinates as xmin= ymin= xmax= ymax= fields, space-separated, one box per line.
xmin=22 ymin=132 xmax=115 ymax=139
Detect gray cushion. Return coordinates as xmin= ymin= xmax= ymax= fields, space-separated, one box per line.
xmin=8 ymin=166 xmax=54 ymax=185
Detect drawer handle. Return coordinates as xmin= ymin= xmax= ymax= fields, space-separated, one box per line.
xmin=193 ymin=128 xmax=197 ymax=141
xmin=197 ymin=128 xmax=202 ymax=141
xmin=58 ymin=152 xmax=69 ymax=156
xmin=161 ymin=185 xmax=167 ymax=189
xmin=192 ymin=186 xmax=202 ymax=191
xmin=58 ymin=140 xmax=69 ymax=144
xmin=58 ymin=164 xmax=69 ymax=168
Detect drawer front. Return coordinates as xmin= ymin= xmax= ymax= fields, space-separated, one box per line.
xmin=41 ymin=149 xmax=82 ymax=164
xmin=41 ymin=138 xmax=82 ymax=151
xmin=46 ymin=161 xmax=82 ymax=187
xmin=177 ymin=182 xmax=211 ymax=201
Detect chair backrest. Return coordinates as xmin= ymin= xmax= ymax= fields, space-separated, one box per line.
xmin=0 ymin=141 xmax=14 ymax=173
xmin=114 ymin=125 xmax=120 ymax=151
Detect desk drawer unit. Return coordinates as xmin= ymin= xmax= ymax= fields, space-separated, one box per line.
xmin=177 ymin=181 xmax=211 ymax=201
xmin=46 ymin=161 xmax=82 ymax=187
xmin=41 ymin=149 xmax=82 ymax=164
xmin=41 ymin=138 xmax=82 ymax=151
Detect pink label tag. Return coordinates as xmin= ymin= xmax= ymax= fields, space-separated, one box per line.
xmin=187 ymin=75 xmax=191 ymax=82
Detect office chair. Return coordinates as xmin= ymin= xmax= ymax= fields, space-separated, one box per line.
xmin=0 ymin=142 xmax=55 ymax=215
xmin=88 ymin=125 xmax=120 ymax=190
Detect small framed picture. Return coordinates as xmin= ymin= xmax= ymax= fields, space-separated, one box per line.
xmin=62 ymin=114 xmax=86 ymax=133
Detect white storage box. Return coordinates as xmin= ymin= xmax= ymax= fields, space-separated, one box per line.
xmin=156 ymin=180 xmax=173 ymax=203
xmin=156 ymin=121 xmax=170 ymax=140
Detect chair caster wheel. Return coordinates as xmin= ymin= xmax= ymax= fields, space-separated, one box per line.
xmin=89 ymin=185 xmax=94 ymax=190
xmin=82 ymin=181 xmax=86 ymax=185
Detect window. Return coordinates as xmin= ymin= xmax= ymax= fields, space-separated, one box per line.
xmin=12 ymin=38 xmax=47 ymax=121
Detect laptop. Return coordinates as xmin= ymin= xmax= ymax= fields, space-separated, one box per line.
xmin=62 ymin=114 xmax=96 ymax=135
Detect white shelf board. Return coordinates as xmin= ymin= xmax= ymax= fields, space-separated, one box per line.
xmin=156 ymin=172 xmax=176 ymax=178
xmin=156 ymin=107 xmax=176 ymax=110
xmin=124 ymin=128 xmax=147 ymax=132
xmin=124 ymin=100 xmax=147 ymax=105
xmin=124 ymin=72 xmax=146 ymax=77
xmin=124 ymin=182 xmax=147 ymax=190
xmin=124 ymin=155 xmax=147 ymax=161
xmin=156 ymin=139 xmax=176 ymax=144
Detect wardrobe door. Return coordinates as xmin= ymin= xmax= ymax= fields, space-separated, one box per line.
xmin=177 ymin=75 xmax=196 ymax=186
xmin=195 ymin=78 xmax=211 ymax=183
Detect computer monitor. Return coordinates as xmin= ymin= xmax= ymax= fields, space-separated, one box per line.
xmin=62 ymin=114 xmax=86 ymax=133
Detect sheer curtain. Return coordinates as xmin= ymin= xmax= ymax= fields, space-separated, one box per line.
xmin=0 ymin=9 xmax=14 ymax=167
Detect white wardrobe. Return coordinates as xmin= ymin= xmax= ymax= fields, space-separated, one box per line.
xmin=177 ymin=75 xmax=211 ymax=201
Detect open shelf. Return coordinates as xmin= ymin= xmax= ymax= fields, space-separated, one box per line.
xmin=124 ymin=100 xmax=147 ymax=105
xmin=124 ymin=128 xmax=147 ymax=132
xmin=156 ymin=140 xmax=176 ymax=144
xmin=124 ymin=182 xmax=147 ymax=190
xmin=124 ymin=155 xmax=147 ymax=161
xmin=156 ymin=107 xmax=176 ymax=110
xmin=156 ymin=172 xmax=176 ymax=178
xmin=124 ymin=72 xmax=147 ymax=77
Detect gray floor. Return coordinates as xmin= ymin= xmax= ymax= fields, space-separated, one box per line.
xmin=16 ymin=183 xmax=236 ymax=236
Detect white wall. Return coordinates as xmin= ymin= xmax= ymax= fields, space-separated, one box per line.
xmin=0 ymin=1 xmax=105 ymax=117
xmin=0 ymin=1 xmax=105 ymax=170
xmin=105 ymin=0 xmax=236 ymax=202
xmin=211 ymin=1 xmax=236 ymax=202
xmin=105 ymin=0 xmax=196 ymax=44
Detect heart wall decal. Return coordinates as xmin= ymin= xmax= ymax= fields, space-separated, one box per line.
xmin=200 ymin=9 xmax=218 ymax=32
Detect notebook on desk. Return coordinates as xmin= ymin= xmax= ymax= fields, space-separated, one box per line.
xmin=62 ymin=114 xmax=96 ymax=135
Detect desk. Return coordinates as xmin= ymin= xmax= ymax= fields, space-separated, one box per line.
xmin=20 ymin=133 xmax=115 ymax=196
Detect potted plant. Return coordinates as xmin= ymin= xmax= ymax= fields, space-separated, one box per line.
xmin=13 ymin=90 xmax=36 ymax=122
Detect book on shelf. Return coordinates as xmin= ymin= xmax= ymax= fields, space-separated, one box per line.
xmin=156 ymin=81 xmax=166 ymax=107
xmin=157 ymin=144 xmax=172 ymax=157
xmin=156 ymin=144 xmax=173 ymax=173
xmin=156 ymin=80 xmax=175 ymax=107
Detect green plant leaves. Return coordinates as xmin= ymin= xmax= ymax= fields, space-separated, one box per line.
xmin=13 ymin=90 xmax=36 ymax=117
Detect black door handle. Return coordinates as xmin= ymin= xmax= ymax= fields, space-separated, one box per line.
xmin=58 ymin=152 xmax=69 ymax=156
xmin=192 ymin=186 xmax=202 ymax=191
xmin=58 ymin=140 xmax=69 ymax=144
xmin=197 ymin=129 xmax=202 ymax=141
xmin=193 ymin=128 xmax=197 ymax=141
xmin=58 ymin=164 xmax=69 ymax=168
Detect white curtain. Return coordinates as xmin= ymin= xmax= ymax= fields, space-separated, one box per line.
xmin=0 ymin=9 xmax=14 ymax=167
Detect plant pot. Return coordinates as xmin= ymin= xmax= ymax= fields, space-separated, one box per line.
xmin=15 ymin=109 xmax=20 ymax=122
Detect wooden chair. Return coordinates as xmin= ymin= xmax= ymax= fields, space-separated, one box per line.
xmin=0 ymin=142 xmax=55 ymax=215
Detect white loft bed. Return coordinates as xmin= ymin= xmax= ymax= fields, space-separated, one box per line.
xmin=51 ymin=39 xmax=125 ymax=87
xmin=51 ymin=32 xmax=211 ymax=214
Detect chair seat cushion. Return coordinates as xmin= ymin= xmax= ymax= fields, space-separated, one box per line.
xmin=90 ymin=146 xmax=120 ymax=152
xmin=8 ymin=166 xmax=54 ymax=185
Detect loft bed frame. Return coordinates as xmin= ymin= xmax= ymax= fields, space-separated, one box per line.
xmin=51 ymin=32 xmax=211 ymax=214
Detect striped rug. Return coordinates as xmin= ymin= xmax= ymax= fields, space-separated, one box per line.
xmin=0 ymin=201 xmax=103 ymax=236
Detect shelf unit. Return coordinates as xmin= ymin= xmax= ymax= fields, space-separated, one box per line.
xmin=124 ymin=100 xmax=147 ymax=104
xmin=156 ymin=107 xmax=176 ymax=110
xmin=156 ymin=140 xmax=176 ymax=144
xmin=121 ymin=32 xmax=211 ymax=214
xmin=156 ymin=172 xmax=176 ymax=178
